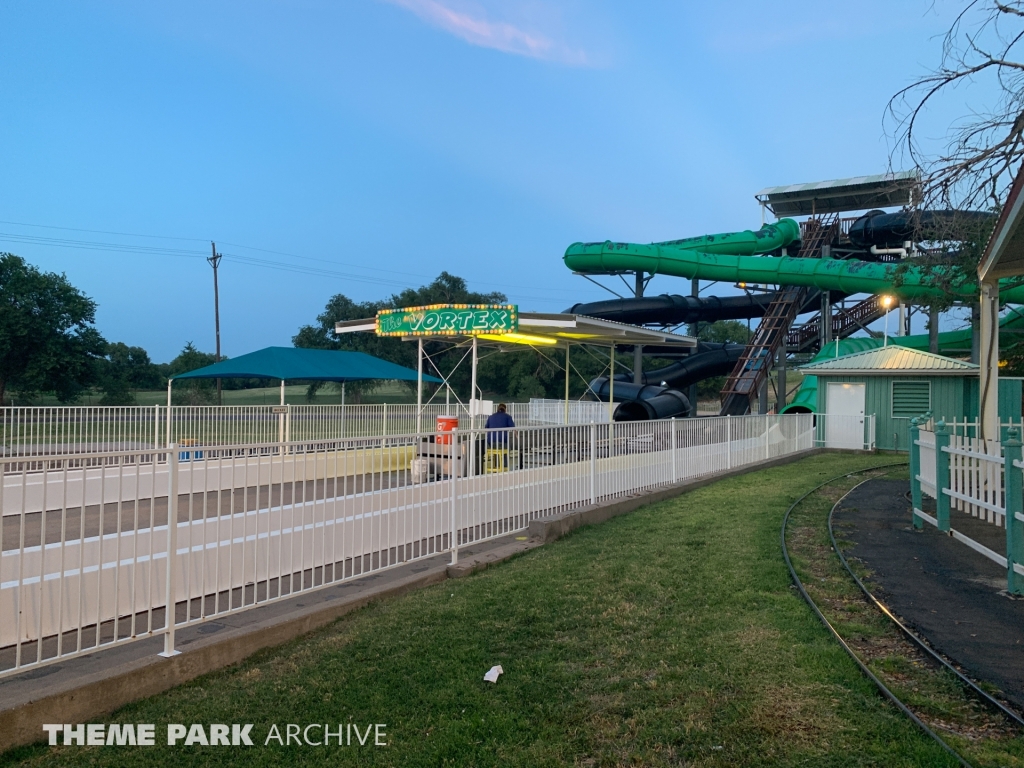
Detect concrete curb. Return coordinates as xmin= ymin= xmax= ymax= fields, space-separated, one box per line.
xmin=0 ymin=446 xmax=826 ymax=753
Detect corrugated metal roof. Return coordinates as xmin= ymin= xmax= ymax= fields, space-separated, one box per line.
xmin=755 ymin=171 xmax=921 ymax=216
xmin=798 ymin=345 xmax=978 ymax=375
xmin=756 ymin=171 xmax=919 ymax=198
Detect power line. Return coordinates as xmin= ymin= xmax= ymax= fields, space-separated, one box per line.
xmin=0 ymin=222 xmax=586 ymax=303
xmin=0 ymin=219 xmax=209 ymax=242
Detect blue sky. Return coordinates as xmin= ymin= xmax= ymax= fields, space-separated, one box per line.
xmin=0 ymin=0 xmax=978 ymax=362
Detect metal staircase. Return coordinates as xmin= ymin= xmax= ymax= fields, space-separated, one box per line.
xmin=719 ymin=214 xmax=838 ymax=416
xmin=786 ymin=295 xmax=887 ymax=353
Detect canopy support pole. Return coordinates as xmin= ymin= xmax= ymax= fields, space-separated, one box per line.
xmin=633 ymin=271 xmax=644 ymax=385
xmin=609 ymin=345 xmax=615 ymax=455
xmin=608 ymin=346 xmax=615 ymax=419
xmin=564 ymin=344 xmax=570 ymax=425
xmin=280 ymin=379 xmax=285 ymax=406
xmin=471 ymin=336 xmax=479 ymax=407
xmin=417 ymin=339 xmax=423 ymax=434
xmin=166 ymin=379 xmax=172 ymax=447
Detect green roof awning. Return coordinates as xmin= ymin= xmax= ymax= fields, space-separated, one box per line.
xmin=171 ymin=346 xmax=442 ymax=383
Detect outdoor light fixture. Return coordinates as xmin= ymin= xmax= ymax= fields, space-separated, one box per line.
xmin=880 ymin=295 xmax=895 ymax=346
xmin=478 ymin=332 xmax=559 ymax=346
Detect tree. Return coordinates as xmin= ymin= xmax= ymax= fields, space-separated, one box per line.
xmin=695 ymin=320 xmax=752 ymax=400
xmin=295 ymin=272 xmax=508 ymax=402
xmin=97 ymin=342 xmax=164 ymax=405
xmin=0 ymin=253 xmax=107 ymax=405
xmin=168 ymin=342 xmax=218 ymax=405
xmin=888 ymin=1 xmax=1024 ymax=212
xmin=884 ymin=1 xmax=1024 ymax=307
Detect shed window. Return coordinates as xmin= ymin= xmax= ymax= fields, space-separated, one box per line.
xmin=892 ymin=380 xmax=931 ymax=417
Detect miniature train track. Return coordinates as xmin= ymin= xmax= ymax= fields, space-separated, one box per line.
xmin=780 ymin=463 xmax=974 ymax=768
xmin=828 ymin=476 xmax=1024 ymax=729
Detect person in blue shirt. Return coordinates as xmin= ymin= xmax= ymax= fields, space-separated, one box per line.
xmin=485 ymin=403 xmax=515 ymax=445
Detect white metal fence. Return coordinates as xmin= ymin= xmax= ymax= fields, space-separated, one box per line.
xmin=0 ymin=413 xmax=815 ymax=677
xmin=0 ymin=401 xmax=615 ymax=458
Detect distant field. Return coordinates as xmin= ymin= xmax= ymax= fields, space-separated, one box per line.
xmin=9 ymin=382 xmax=423 ymax=407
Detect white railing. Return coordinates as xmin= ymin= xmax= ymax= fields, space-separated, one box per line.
xmin=527 ymin=399 xmax=612 ymax=425
xmin=0 ymin=401 xmax=601 ymax=458
xmin=0 ymin=413 xmax=815 ymax=676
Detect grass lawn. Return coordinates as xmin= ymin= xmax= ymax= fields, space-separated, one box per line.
xmin=2 ymin=453 xmax=961 ymax=767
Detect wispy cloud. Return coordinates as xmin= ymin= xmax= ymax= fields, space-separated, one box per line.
xmin=384 ymin=0 xmax=590 ymax=66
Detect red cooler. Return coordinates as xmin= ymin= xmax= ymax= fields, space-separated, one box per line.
xmin=436 ymin=415 xmax=459 ymax=444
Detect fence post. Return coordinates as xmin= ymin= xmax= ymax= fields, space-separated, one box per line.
xmin=160 ymin=446 xmax=181 ymax=657
xmin=383 ymin=403 xmax=388 ymax=437
xmin=765 ymin=414 xmax=770 ymax=460
xmin=909 ymin=417 xmax=923 ymax=530
xmin=670 ymin=417 xmax=677 ymax=484
xmin=285 ymin=404 xmax=292 ymax=446
xmin=590 ymin=421 xmax=596 ymax=504
xmin=450 ymin=428 xmax=458 ymax=565
xmin=165 ymin=397 xmax=173 ymax=448
xmin=726 ymin=416 xmax=732 ymax=470
xmin=1003 ymin=429 xmax=1024 ymax=595
xmin=935 ymin=420 xmax=951 ymax=533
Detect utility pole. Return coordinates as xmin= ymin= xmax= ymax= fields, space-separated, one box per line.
xmin=208 ymin=242 xmax=223 ymax=405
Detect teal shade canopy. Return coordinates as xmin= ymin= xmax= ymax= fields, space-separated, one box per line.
xmin=171 ymin=346 xmax=442 ymax=383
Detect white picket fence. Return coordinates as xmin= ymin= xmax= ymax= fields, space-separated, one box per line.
xmin=0 ymin=413 xmax=816 ymax=677
xmin=914 ymin=424 xmax=1012 ymax=572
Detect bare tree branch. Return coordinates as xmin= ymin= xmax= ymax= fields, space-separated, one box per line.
xmin=887 ymin=0 xmax=1024 ymax=213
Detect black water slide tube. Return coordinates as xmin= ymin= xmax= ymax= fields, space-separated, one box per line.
xmin=848 ymin=209 xmax=996 ymax=248
xmin=586 ymin=342 xmax=745 ymax=421
xmin=568 ymin=291 xmax=827 ymax=420
xmin=565 ymin=288 xmax=829 ymax=326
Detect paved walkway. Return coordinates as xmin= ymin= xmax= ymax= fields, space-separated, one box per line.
xmin=834 ymin=479 xmax=1024 ymax=708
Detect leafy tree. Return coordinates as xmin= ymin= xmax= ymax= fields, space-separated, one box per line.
xmin=695 ymin=320 xmax=751 ymax=400
xmin=97 ymin=342 xmax=164 ymax=405
xmin=295 ymin=272 xmax=507 ymax=402
xmin=168 ymin=342 xmax=218 ymax=405
xmin=697 ymin=319 xmax=752 ymax=346
xmin=0 ymin=253 xmax=107 ymax=405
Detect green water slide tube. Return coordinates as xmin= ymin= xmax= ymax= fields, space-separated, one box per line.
xmin=565 ymin=219 xmax=1024 ymax=303
xmin=781 ymin=310 xmax=1024 ymax=413
xmin=651 ymin=218 xmax=801 ymax=255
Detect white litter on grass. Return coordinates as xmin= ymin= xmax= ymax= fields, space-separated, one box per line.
xmin=483 ymin=665 xmax=504 ymax=683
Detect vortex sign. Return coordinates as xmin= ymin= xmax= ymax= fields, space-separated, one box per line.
xmin=375 ymin=304 xmax=519 ymax=337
